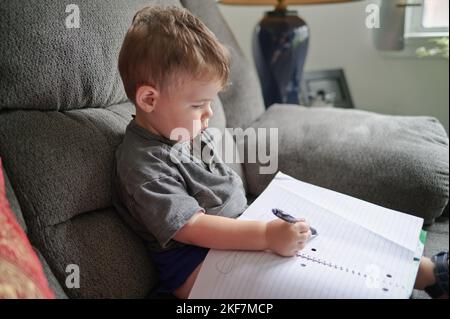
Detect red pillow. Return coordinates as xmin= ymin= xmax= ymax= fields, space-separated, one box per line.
xmin=0 ymin=158 xmax=55 ymax=299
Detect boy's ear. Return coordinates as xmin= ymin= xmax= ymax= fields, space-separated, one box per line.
xmin=135 ymin=85 xmax=159 ymax=113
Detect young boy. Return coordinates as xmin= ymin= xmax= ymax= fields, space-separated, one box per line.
xmin=113 ymin=5 xmax=448 ymax=299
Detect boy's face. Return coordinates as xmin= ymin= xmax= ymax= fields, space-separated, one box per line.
xmin=136 ymin=77 xmax=222 ymax=142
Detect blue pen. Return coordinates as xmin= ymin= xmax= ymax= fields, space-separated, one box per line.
xmin=272 ymin=208 xmax=318 ymax=237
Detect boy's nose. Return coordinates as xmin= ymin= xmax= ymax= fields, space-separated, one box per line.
xmin=204 ymin=105 xmax=213 ymax=119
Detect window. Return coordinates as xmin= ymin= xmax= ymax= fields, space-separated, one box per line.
xmin=405 ymin=0 xmax=449 ymax=38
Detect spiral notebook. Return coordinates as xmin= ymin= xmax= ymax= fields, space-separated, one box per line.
xmin=189 ymin=171 xmax=426 ymax=299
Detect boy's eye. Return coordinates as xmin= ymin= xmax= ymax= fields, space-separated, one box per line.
xmin=191 ymin=101 xmax=213 ymax=108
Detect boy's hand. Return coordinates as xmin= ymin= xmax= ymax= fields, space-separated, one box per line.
xmin=265 ymin=219 xmax=311 ymax=257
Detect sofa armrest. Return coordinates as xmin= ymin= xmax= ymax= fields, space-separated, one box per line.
xmin=242 ymin=104 xmax=449 ymax=224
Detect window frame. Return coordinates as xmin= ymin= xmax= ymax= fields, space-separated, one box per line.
xmin=404 ymin=0 xmax=449 ymax=39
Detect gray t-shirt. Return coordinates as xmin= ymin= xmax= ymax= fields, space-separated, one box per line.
xmin=112 ymin=119 xmax=248 ymax=252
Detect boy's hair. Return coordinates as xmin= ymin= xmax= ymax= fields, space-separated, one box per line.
xmin=118 ymin=5 xmax=231 ymax=103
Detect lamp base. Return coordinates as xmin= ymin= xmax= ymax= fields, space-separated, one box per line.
xmin=252 ymin=8 xmax=309 ymax=108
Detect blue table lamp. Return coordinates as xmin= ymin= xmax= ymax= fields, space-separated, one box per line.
xmin=220 ymin=0 xmax=360 ymax=108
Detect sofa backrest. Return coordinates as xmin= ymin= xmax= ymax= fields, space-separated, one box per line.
xmin=1 ymin=1 xmax=130 ymax=111
xmin=0 ymin=0 xmax=265 ymax=124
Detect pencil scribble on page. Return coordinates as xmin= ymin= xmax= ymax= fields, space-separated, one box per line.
xmin=215 ymin=251 xmax=238 ymax=274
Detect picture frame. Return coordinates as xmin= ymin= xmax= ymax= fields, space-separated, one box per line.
xmin=300 ymin=69 xmax=354 ymax=108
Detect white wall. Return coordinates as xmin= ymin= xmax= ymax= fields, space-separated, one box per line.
xmin=218 ymin=0 xmax=449 ymax=132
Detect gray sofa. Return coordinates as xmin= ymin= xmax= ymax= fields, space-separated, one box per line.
xmin=0 ymin=0 xmax=448 ymax=299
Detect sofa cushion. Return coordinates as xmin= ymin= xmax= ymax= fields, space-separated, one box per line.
xmin=0 ymin=159 xmax=54 ymax=299
xmin=244 ymin=104 xmax=449 ymax=223
xmin=181 ymin=0 xmax=266 ymax=129
xmin=0 ymin=103 xmax=134 ymax=226
xmin=0 ymin=0 xmax=182 ymax=111
xmin=36 ymin=207 xmax=157 ymax=298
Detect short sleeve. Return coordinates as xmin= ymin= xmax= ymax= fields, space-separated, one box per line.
xmin=131 ymin=175 xmax=204 ymax=248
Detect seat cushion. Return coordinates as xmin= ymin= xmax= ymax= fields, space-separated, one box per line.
xmin=243 ymin=104 xmax=449 ymax=223
xmin=38 ymin=207 xmax=157 ymax=298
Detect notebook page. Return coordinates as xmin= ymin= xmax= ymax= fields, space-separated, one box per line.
xmin=241 ymin=184 xmax=416 ymax=292
xmin=190 ymin=178 xmax=420 ymax=299
xmin=190 ymin=249 xmax=410 ymax=299
xmin=272 ymin=172 xmax=424 ymax=252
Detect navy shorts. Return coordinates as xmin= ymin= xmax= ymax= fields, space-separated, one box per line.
xmin=150 ymin=245 xmax=210 ymax=294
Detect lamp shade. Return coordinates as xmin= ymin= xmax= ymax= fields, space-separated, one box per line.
xmin=220 ymin=0 xmax=359 ymax=5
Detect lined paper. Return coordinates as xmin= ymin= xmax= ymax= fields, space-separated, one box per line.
xmin=271 ymin=172 xmax=423 ymax=252
xmin=189 ymin=172 xmax=423 ymax=299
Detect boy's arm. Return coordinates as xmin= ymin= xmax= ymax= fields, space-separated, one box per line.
xmin=173 ymin=211 xmax=268 ymax=251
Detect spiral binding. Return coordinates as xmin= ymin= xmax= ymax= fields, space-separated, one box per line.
xmin=296 ymin=252 xmax=406 ymax=290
